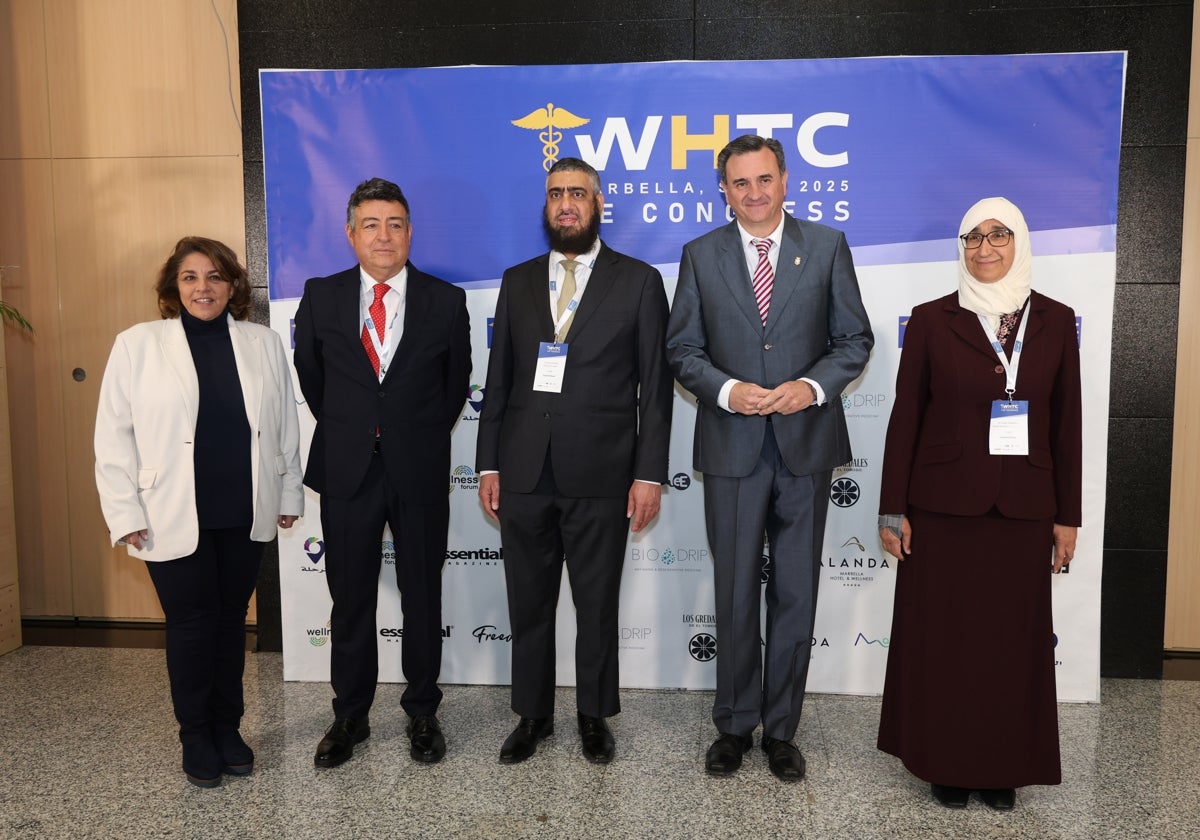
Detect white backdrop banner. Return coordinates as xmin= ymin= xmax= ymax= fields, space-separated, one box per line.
xmin=263 ymin=54 xmax=1124 ymax=702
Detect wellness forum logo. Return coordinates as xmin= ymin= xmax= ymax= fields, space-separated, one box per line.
xmin=630 ymin=545 xmax=708 ymax=573
xmin=823 ymin=535 xmax=891 ymax=588
xmin=511 ymin=102 xmax=852 ymax=223
xmin=305 ymin=619 xmax=332 ymax=647
xmin=853 ymin=632 xmax=889 ymax=649
xmin=449 ymin=465 xmax=480 ymax=493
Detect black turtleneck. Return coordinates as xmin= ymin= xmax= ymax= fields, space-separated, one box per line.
xmin=180 ymin=308 xmax=253 ymax=529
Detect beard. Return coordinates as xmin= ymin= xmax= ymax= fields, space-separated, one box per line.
xmin=543 ymin=201 xmax=602 ymax=256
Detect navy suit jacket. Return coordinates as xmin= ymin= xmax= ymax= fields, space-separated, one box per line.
xmin=475 ymin=243 xmax=672 ymax=497
xmin=666 ymin=215 xmax=874 ymax=478
xmin=293 ymin=264 xmax=471 ymax=501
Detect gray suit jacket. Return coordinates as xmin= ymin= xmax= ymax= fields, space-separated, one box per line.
xmin=666 ymin=215 xmax=873 ymax=478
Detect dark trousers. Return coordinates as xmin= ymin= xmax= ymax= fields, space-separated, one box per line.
xmin=321 ymin=453 xmax=449 ymax=720
xmin=145 ymin=527 xmax=262 ymax=743
xmin=499 ymin=457 xmax=628 ymax=720
xmin=703 ymin=425 xmax=829 ymax=742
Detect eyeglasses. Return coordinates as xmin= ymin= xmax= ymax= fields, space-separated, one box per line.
xmin=960 ymin=229 xmax=1013 ymax=249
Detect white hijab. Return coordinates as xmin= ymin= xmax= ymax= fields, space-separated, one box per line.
xmin=957 ymin=196 xmax=1032 ymax=331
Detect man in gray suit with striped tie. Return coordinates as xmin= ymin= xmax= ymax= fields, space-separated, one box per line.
xmin=666 ymin=135 xmax=873 ymax=781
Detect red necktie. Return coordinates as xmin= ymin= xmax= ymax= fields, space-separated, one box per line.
xmin=361 ymin=282 xmax=389 ymax=376
xmin=752 ymin=238 xmax=774 ymax=325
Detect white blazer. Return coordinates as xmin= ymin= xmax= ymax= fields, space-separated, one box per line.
xmin=94 ymin=315 xmax=304 ymax=561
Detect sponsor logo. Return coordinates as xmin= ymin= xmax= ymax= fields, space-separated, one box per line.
xmin=823 ymin=536 xmax=891 ymax=587
xmin=669 ymin=472 xmax=692 ymax=491
xmin=630 ymin=546 xmax=708 ymax=572
xmin=449 ymin=465 xmax=480 ymax=492
xmin=835 ymin=457 xmax=869 ymax=474
xmin=829 ymin=477 xmax=860 ymax=507
xmin=840 ymin=392 xmax=889 ymax=419
xmin=689 ymin=632 xmax=717 ymax=662
xmin=380 ymin=625 xmax=453 ymax=643
xmin=898 ymin=315 xmax=909 ymax=347
xmin=382 ymin=540 xmax=395 ymax=567
xmin=306 ymin=620 xmax=332 ymax=647
xmin=487 ymin=317 xmax=495 ymax=348
xmin=853 ymin=632 xmax=889 ymax=648
xmin=472 ymin=624 xmax=513 ymax=644
xmin=761 ymin=551 xmax=771 ymax=585
xmin=445 ymin=547 xmax=504 ymax=567
xmin=681 ymin=613 xmax=717 ymax=629
xmin=619 ymin=626 xmax=653 ymax=650
xmin=463 ymin=384 xmax=485 ymax=418
xmin=302 ymin=537 xmax=325 ymax=572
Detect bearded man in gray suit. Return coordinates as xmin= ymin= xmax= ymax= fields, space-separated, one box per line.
xmin=666 ymin=135 xmax=873 ymax=781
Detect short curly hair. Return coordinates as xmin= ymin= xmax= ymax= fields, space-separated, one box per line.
xmin=155 ymin=236 xmax=251 ymax=320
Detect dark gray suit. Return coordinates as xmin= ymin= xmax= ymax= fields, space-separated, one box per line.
xmin=666 ymin=215 xmax=872 ymax=740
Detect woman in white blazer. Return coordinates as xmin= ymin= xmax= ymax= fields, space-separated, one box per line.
xmin=95 ymin=237 xmax=303 ymax=788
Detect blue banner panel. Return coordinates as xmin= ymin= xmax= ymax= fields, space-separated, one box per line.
xmin=262 ymin=54 xmax=1124 ymax=299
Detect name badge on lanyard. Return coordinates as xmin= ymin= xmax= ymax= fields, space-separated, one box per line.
xmin=533 ymin=342 xmax=569 ymax=393
xmin=979 ymin=307 xmax=1030 ymax=456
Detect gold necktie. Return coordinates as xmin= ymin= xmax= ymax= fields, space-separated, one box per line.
xmin=557 ymin=258 xmax=580 ymax=341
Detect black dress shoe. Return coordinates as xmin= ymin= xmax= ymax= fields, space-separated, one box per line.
xmin=761 ymin=736 xmax=806 ymax=781
xmin=705 ymin=733 xmax=753 ymax=776
xmin=499 ymin=717 xmax=553 ymax=764
xmin=407 ymin=715 xmax=446 ymax=764
xmin=980 ymin=787 xmax=1016 ymax=810
xmin=931 ymin=784 xmax=970 ymax=808
xmin=214 ymin=728 xmax=254 ymax=776
xmin=577 ymin=713 xmax=615 ymax=764
xmin=181 ymin=735 xmax=222 ymax=789
xmin=314 ymin=717 xmax=370 ymax=769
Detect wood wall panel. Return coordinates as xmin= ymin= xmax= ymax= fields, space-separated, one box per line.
xmin=1164 ymin=4 xmax=1200 ymax=650
xmin=43 ymin=0 xmax=242 ymax=159
xmin=0 ymin=0 xmax=52 ymax=159
xmin=54 ymin=156 xmax=246 ymax=619
xmin=0 ymin=158 xmax=72 ymax=617
xmin=0 ymin=583 xmax=18 ymax=654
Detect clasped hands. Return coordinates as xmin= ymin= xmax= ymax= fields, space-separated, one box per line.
xmin=730 ymin=380 xmax=815 ymax=416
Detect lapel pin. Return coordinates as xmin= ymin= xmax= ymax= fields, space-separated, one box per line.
xmin=794 ymin=256 xmax=802 ymax=266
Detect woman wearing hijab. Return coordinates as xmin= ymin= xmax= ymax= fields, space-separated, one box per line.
xmin=876 ymin=197 xmax=1082 ymax=810
xmin=95 ymin=236 xmax=304 ymax=787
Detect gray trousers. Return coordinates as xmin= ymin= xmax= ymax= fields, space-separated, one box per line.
xmin=703 ymin=424 xmax=830 ymax=741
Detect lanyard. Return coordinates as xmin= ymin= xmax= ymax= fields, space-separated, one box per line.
xmin=364 ymin=295 xmax=402 ymax=375
xmin=976 ymin=305 xmax=1029 ymax=399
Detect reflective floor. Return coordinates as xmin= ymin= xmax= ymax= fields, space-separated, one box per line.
xmin=1 ymin=645 xmax=1197 ymax=839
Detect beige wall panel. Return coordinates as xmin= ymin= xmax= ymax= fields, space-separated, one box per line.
xmin=44 ymin=0 xmax=241 ymax=159
xmin=0 ymin=583 xmax=20 ymax=654
xmin=0 ymin=317 xmax=18 ymax=592
xmin=0 ymin=0 xmax=53 ymax=158
xmin=1165 ymin=132 xmax=1200 ymax=651
xmin=1164 ymin=4 xmax=1200 ymax=651
xmin=54 ymin=155 xmax=245 ymax=620
xmin=0 ymin=158 xmax=73 ymax=617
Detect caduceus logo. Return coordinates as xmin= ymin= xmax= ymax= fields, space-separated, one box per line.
xmin=511 ymin=103 xmax=590 ymax=171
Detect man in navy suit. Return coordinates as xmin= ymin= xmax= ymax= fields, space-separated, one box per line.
xmin=476 ymin=158 xmax=672 ymax=765
xmin=667 ymin=136 xmax=873 ymax=781
xmin=294 ymin=177 xmax=471 ymax=769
